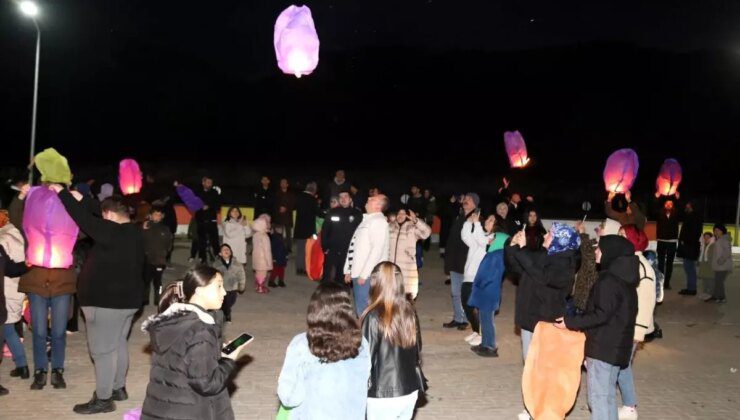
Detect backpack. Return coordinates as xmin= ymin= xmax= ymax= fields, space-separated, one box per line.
xmin=642 ymin=250 xmax=665 ymax=303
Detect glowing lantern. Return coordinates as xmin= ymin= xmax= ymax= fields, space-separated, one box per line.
xmin=274 ymin=5 xmax=320 ymax=78
xmin=176 ymin=184 xmax=205 ymax=213
xmin=603 ymin=148 xmax=639 ymax=193
xmin=656 ymin=158 xmax=682 ymax=197
xmin=22 ymin=187 xmax=79 ymax=268
xmin=504 ymin=130 xmax=530 ymax=168
xmin=118 ymin=158 xmax=143 ymax=195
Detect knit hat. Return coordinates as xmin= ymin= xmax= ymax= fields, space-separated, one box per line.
xmin=35 ymin=148 xmax=72 ymax=185
xmin=466 ymin=192 xmax=480 ymax=207
xmin=547 ymin=222 xmax=581 ymax=255
xmin=598 ymin=235 xmax=635 ymax=270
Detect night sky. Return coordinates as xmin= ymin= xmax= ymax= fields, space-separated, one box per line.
xmin=1 ymin=1 xmax=739 ymax=218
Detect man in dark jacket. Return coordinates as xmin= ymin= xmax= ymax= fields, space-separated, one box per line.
xmin=273 ymin=178 xmax=296 ymax=253
xmin=678 ymin=201 xmax=703 ymax=295
xmin=195 ymin=177 xmax=221 ymax=263
xmin=559 ymin=235 xmax=638 ymax=420
xmin=53 ymin=185 xmax=145 ymax=414
xmin=655 ymin=199 xmax=679 ymax=289
xmin=253 ymin=175 xmax=274 ymax=219
xmin=141 ymin=207 xmax=173 ymax=305
xmin=321 ymin=191 xmax=362 ymax=286
xmin=294 ymin=182 xmax=320 ymax=275
xmin=442 ymin=192 xmax=478 ymax=329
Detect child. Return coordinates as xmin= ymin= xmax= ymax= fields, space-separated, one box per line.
xmin=698 ymin=231 xmax=715 ymax=299
xmin=212 ymin=244 xmax=246 ymax=322
xmin=251 ymin=216 xmax=273 ymax=294
xmin=142 ymin=207 xmax=173 ymax=306
xmin=269 ymin=225 xmax=288 ymax=288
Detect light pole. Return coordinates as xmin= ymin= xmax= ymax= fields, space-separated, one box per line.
xmin=18 ymin=1 xmax=40 ymax=184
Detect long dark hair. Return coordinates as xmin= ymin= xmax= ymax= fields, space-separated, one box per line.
xmin=158 ymin=266 xmax=220 ymax=313
xmin=225 ymin=206 xmax=242 ymax=222
xmin=306 ymin=283 xmax=362 ymax=363
xmin=360 ymin=262 xmax=417 ymax=349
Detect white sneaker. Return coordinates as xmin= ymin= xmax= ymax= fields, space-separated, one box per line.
xmin=517 ymin=410 xmax=532 ymax=420
xmin=464 ymin=332 xmax=478 ymax=343
xmin=468 ymin=334 xmax=482 ymax=346
xmin=618 ymin=405 xmax=638 ymax=419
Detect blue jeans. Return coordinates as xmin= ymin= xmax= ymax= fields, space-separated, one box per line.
xmin=450 ymin=271 xmax=466 ymax=323
xmin=683 ymin=259 xmax=697 ymax=291
xmin=352 ymin=278 xmax=371 ymax=316
xmin=479 ymin=310 xmax=496 ymax=348
xmin=3 ymin=323 xmax=28 ymax=368
xmin=28 ymin=293 xmax=71 ymax=371
xmin=587 ymin=357 xmax=620 ymax=420
xmin=521 ymin=328 xmax=533 ymax=361
xmin=617 ymin=343 xmax=638 ymax=407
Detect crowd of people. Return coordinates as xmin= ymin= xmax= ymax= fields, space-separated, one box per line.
xmin=0 ymin=164 xmax=734 ymax=420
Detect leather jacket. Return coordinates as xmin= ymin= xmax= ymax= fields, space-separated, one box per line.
xmin=362 ymin=310 xmax=423 ymax=398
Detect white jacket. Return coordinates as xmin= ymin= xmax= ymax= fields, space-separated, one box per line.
xmin=344 ymin=213 xmax=389 ymax=280
xmin=1 ymin=224 xmax=26 ymax=324
xmin=222 ymin=219 xmax=251 ymax=264
xmin=461 ymin=221 xmax=492 ymax=283
xmin=635 ymin=252 xmax=657 ymax=341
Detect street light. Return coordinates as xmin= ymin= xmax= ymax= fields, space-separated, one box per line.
xmin=18 ymin=1 xmax=41 ymax=184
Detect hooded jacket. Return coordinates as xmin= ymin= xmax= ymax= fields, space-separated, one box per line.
xmin=1 ymin=224 xmax=26 ymax=324
xmin=711 ymin=233 xmax=733 ymax=272
xmin=141 ymin=303 xmax=236 ymax=420
xmin=565 ymin=235 xmax=638 ymax=368
xmin=212 ymin=257 xmax=246 ymax=293
xmin=251 ymin=218 xmax=273 ymax=271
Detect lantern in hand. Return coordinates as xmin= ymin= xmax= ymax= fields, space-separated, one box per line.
xmin=274 ymin=5 xmax=320 ymax=78
xmin=118 ymin=158 xmax=143 ymax=195
xmin=176 ymin=184 xmax=205 ymax=213
xmin=504 ymin=131 xmax=530 ymax=168
xmin=603 ymin=148 xmax=639 ymax=193
xmin=655 ymin=158 xmax=682 ymax=197
xmin=23 ymin=187 xmax=79 ymax=268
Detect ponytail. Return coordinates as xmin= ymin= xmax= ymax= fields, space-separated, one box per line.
xmin=157 ymin=265 xmax=220 ymax=313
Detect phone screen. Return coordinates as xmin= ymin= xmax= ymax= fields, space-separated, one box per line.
xmin=222 ymin=333 xmax=254 ymax=354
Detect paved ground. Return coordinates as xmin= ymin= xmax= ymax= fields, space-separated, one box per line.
xmin=2 ymin=240 xmax=739 ymax=419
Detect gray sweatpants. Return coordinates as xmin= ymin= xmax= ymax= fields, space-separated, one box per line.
xmin=81 ymin=307 xmax=138 ymax=399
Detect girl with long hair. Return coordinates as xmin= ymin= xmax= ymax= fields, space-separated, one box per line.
xmin=361 ymin=262 xmax=425 ymax=420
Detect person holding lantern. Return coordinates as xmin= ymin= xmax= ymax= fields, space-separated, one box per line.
xmin=195 ymin=176 xmax=222 ymax=264
xmin=605 ymin=190 xmax=646 ymax=230
xmin=655 ymin=199 xmax=680 ymax=290
xmin=50 ymin=185 xmax=145 ymax=414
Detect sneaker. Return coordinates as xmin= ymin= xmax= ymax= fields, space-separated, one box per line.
xmin=444 ymin=279 xmax=451 ymax=285
xmin=468 ymin=334 xmax=482 ymax=346
xmin=30 ymin=370 xmax=47 ymax=390
xmin=73 ymin=392 xmax=116 ymax=415
xmin=278 ymin=280 xmax=286 ymax=287
xmin=111 ymin=387 xmax=128 ymax=401
xmin=10 ymin=366 xmax=30 ymax=379
xmin=51 ymin=368 xmax=66 ymax=389
xmin=0 ymin=384 xmax=8 ymax=396
xmin=517 ymin=410 xmax=532 ymax=420
xmin=470 ymin=345 xmax=498 ymax=357
xmin=618 ymin=405 xmax=638 ymax=419
xmin=464 ymin=332 xmax=479 ymax=343
xmin=442 ymin=320 xmax=467 ymax=329
xmin=268 ymin=280 xmax=278 ymax=288
xmin=678 ymin=289 xmax=696 ymax=296
xmin=717 ymin=298 xmax=727 ymax=304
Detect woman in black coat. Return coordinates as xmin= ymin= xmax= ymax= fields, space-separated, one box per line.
xmin=141 ymin=266 xmax=249 ymax=420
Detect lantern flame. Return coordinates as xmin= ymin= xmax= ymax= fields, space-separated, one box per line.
xmin=119 ymin=158 xmax=143 ymax=196
xmin=23 ymin=187 xmax=79 ymax=269
xmin=504 ymin=131 xmax=531 ymax=169
xmin=274 ymin=5 xmax=320 ymax=78
xmin=655 ymin=158 xmax=682 ymax=197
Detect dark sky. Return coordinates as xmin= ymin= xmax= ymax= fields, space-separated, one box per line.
xmin=1 ymin=1 xmax=739 ymax=219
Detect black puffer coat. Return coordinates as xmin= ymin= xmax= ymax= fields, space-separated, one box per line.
xmin=565 ymin=236 xmax=638 ymax=368
xmin=141 ymin=303 xmax=236 ymax=420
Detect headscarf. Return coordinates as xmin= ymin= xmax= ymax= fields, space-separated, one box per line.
xmin=547 ymin=222 xmax=581 ymax=255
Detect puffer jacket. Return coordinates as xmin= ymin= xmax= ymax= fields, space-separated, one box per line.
xmin=389 ymin=219 xmax=431 ymax=298
xmin=251 ymin=218 xmax=273 ymax=271
xmin=1 ymin=224 xmax=26 ymax=324
xmin=505 ymin=245 xmax=546 ymax=332
xmin=711 ymin=234 xmax=733 ymax=272
xmin=461 ymin=221 xmax=492 ymax=283
xmin=634 ymin=252 xmax=656 ymax=341
xmin=141 ymin=303 xmax=236 ymax=420
xmin=565 ymin=236 xmax=638 ymax=368
xmin=212 ymin=258 xmax=246 ymax=293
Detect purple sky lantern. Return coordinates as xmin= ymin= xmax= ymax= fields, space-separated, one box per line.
xmin=176 ymin=184 xmax=205 ymax=213
xmin=23 ymin=187 xmax=79 ymax=268
xmin=656 ymin=158 xmax=682 ymax=196
xmin=504 ymin=130 xmax=531 ymax=168
xmin=603 ymin=148 xmax=639 ymax=193
xmin=274 ymin=5 xmax=320 ymax=78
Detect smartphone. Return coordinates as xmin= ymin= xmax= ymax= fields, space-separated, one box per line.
xmin=222 ymin=332 xmax=254 ymax=354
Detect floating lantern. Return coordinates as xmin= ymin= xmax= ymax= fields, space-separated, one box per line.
xmin=23 ymin=187 xmax=79 ymax=268
xmin=603 ymin=148 xmax=639 ymax=193
xmin=274 ymin=5 xmax=320 ymax=78
xmin=655 ymin=158 xmax=682 ymax=197
xmin=118 ymin=158 xmax=143 ymax=195
xmin=176 ymin=184 xmax=205 ymax=213
xmin=504 ymin=131 xmax=530 ymax=168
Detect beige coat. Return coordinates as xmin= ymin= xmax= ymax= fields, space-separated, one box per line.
xmin=1 ymin=224 xmax=26 ymax=324
xmin=250 ymin=218 xmax=273 ymax=271
xmin=222 ymin=219 xmax=251 ymax=265
xmin=388 ymin=220 xmax=431 ymax=299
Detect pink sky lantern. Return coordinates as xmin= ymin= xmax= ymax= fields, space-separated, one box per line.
xmin=119 ymin=158 xmax=143 ymax=195
xmin=23 ymin=187 xmax=79 ymax=269
xmin=274 ymin=5 xmax=320 ymax=78
xmin=504 ymin=130 xmax=531 ymax=168
xmin=603 ymin=148 xmax=639 ymax=193
xmin=656 ymin=158 xmax=682 ymax=196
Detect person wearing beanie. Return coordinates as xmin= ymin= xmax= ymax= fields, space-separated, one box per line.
xmin=558 ymin=235 xmax=638 ymax=420
xmin=442 ymin=193 xmax=478 ymax=329
xmin=97 ymin=183 xmax=114 ymax=202
xmin=615 ymin=224 xmax=656 ymax=419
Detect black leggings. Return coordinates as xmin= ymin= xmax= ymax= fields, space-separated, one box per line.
xmin=461 ymin=282 xmax=479 ymax=333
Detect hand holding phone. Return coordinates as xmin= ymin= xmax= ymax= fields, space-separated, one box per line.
xmin=222 ymin=332 xmax=254 ymax=360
